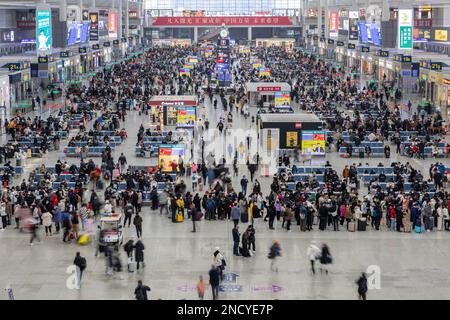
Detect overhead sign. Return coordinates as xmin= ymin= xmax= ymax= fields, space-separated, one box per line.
xmin=327 ymin=39 xmax=335 ymax=45
xmin=151 ymin=16 xmax=293 ymax=26
xmin=337 ymin=41 xmax=344 ymax=46
xmin=113 ymin=40 xmax=120 ymax=45
xmin=256 ymin=86 xmax=281 ymax=92
xmin=60 ymin=51 xmax=70 ymax=58
xmin=348 ymin=43 xmax=356 ymax=49
xmin=398 ymin=9 xmax=413 ymax=49
xmin=89 ymin=12 xmax=99 ymax=41
xmin=9 ymin=63 xmax=21 ymax=72
xmin=402 ymin=55 xmax=412 ymax=63
xmin=103 ymin=41 xmax=111 ymax=47
xmin=92 ymin=43 xmax=100 ymax=50
xmin=38 ymin=56 xmax=48 ymax=64
xmin=36 ymin=8 xmax=52 ymax=56
xmin=379 ymin=50 xmax=389 ymax=57
xmin=78 ymin=47 xmax=87 ymax=54
xmin=361 ymin=46 xmax=370 ymax=53
xmin=82 ymin=9 xmax=89 ymax=21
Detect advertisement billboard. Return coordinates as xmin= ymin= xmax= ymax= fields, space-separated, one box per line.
xmin=274 ymin=91 xmax=291 ymax=108
xmin=398 ymin=9 xmax=413 ymax=49
xmin=259 ymin=68 xmax=271 ymax=77
xmin=286 ymin=132 xmax=298 ymax=148
xmin=301 ymin=130 xmax=326 ymax=155
xmin=179 ymin=68 xmax=190 ymax=77
xmin=108 ymin=10 xmax=118 ymax=38
xmin=434 ymin=29 xmax=448 ymax=42
xmin=36 ymin=9 xmax=52 ymax=55
xmin=329 ymin=11 xmax=339 ymax=37
xmin=158 ymin=145 xmax=185 ymax=172
xmin=89 ymin=12 xmax=99 ymax=41
xmin=176 ymin=107 xmax=196 ymax=127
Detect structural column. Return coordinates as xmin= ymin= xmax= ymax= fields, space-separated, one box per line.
xmin=125 ymin=0 xmax=129 ymax=38
xmin=248 ymin=27 xmax=252 ymax=41
xmin=194 ymin=26 xmax=198 ymax=43
xmin=118 ymin=0 xmax=123 ymax=39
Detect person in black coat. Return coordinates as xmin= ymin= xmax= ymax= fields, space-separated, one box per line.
xmin=134 ymin=280 xmax=151 ymax=300
xmin=232 ymin=225 xmax=240 ymax=256
xmin=356 ymin=273 xmax=368 ymax=300
xmin=319 ymin=243 xmax=332 ymax=274
xmin=73 ymin=252 xmax=87 ymax=289
xmin=209 ymin=265 xmax=220 ymax=300
xmin=134 ymin=240 xmax=145 ymax=270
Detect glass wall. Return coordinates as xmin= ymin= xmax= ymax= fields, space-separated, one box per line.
xmin=145 ymin=0 xmax=300 ymax=15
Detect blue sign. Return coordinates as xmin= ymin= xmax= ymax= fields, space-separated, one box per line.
xmin=219 ymin=284 xmax=243 ymax=292
xmin=223 ymin=272 xmax=239 ymax=283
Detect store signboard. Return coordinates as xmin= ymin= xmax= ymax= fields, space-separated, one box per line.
xmin=256 ymin=86 xmax=281 ymax=92
xmin=329 ymin=11 xmax=339 ymax=37
xmin=36 ymin=7 xmax=52 ymax=56
xmin=398 ymin=9 xmax=413 ymax=49
xmin=434 ymin=29 xmax=448 ymax=42
xmin=176 ymin=106 xmax=196 ymax=127
xmin=274 ymin=91 xmax=291 ymax=108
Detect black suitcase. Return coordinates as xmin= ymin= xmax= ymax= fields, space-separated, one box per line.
xmin=359 ymin=150 xmax=364 ymax=159
xmin=425 ymin=217 xmax=434 ymax=231
xmin=240 ymin=212 xmax=248 ymax=223
xmin=357 ymin=218 xmax=367 ymax=231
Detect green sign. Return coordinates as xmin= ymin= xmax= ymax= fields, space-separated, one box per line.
xmin=36 ymin=9 xmax=52 ymax=54
xmin=399 ymin=26 xmax=412 ymax=49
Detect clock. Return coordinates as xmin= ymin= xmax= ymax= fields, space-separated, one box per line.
xmin=220 ymin=29 xmax=228 ymax=38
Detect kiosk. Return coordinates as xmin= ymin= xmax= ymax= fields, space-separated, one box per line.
xmin=149 ymin=95 xmax=197 ymax=127
xmin=245 ymin=82 xmax=291 ymax=107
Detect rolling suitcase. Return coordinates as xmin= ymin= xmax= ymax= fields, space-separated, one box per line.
xmin=403 ymin=222 xmax=412 ymax=233
xmin=415 ymin=225 xmax=422 ymax=233
xmin=240 ymin=212 xmax=248 ymax=223
xmin=357 ymin=218 xmax=367 ymax=231
xmin=425 ymin=217 xmax=434 ymax=231
xmin=128 ymin=257 xmax=136 ymax=273
xmin=348 ymin=221 xmax=356 ymax=232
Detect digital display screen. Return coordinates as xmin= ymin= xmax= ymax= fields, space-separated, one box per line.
xmin=301 ymin=130 xmax=326 ymax=155
xmin=274 ymin=91 xmax=291 ymax=108
xmin=158 ymin=144 xmax=185 ymax=172
xmin=176 ymin=107 xmax=196 ymax=127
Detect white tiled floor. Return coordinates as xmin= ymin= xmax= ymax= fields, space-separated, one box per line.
xmin=0 ymin=78 xmax=449 ymax=300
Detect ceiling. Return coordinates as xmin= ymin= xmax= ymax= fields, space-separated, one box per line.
xmin=0 ymin=0 xmax=143 ymax=10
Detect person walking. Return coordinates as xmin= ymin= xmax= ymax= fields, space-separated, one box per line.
xmin=123 ymin=203 xmax=134 ymax=227
xmin=209 ymin=264 xmax=220 ymax=300
xmin=240 ymin=175 xmax=248 ymax=196
xmin=268 ymin=240 xmax=281 ymax=272
xmin=134 ymin=239 xmax=145 ymax=270
xmin=29 ymin=218 xmax=40 ymax=245
xmin=213 ymin=247 xmax=225 ymax=281
xmin=232 ymin=225 xmax=240 ymax=256
xmin=319 ymin=243 xmax=332 ymax=274
xmin=73 ymin=252 xmax=87 ymax=290
xmin=0 ymin=202 xmax=7 ymax=231
xmin=133 ymin=212 xmax=143 ymax=238
xmin=134 ymin=280 xmax=151 ymax=300
xmin=247 ymin=225 xmax=256 ymax=252
xmin=356 ymin=273 xmax=368 ymax=300
xmin=196 ymin=275 xmax=206 ymax=300
xmin=306 ymin=241 xmax=321 ymax=275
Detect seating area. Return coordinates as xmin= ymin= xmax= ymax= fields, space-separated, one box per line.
xmin=64 ymin=146 xmax=115 ymax=157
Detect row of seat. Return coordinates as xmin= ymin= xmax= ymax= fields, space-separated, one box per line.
xmin=0 ymin=166 xmax=24 ymax=175
xmin=64 ymin=146 xmax=116 ymax=157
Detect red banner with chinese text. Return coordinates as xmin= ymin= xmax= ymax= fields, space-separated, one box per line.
xmin=151 ymin=16 xmax=293 ymax=26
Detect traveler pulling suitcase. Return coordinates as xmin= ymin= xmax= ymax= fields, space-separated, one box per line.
xmin=128 ymin=257 xmax=136 ymax=273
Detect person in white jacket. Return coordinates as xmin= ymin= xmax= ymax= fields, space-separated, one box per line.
xmin=42 ymin=211 xmax=53 ymax=236
xmin=437 ymin=205 xmax=449 ymax=231
xmin=213 ymin=247 xmax=225 ymax=281
xmin=0 ymin=202 xmax=7 ymax=231
xmin=307 ymin=241 xmax=321 ymax=275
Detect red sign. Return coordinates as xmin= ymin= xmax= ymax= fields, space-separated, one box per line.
xmin=108 ymin=11 xmax=118 ymax=35
xmin=329 ymin=11 xmax=339 ymax=36
xmin=17 ymin=21 xmax=36 ymax=28
xmin=256 ymin=86 xmax=281 ymax=92
xmin=149 ymin=100 xmax=197 ymax=106
xmin=295 ymin=123 xmax=302 ymax=129
xmin=152 ymin=16 xmax=293 ymax=26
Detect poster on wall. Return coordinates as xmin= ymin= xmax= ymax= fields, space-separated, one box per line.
xmin=158 ymin=145 xmax=185 ymax=172
xmin=259 ymin=68 xmax=271 ymax=77
xmin=176 ymin=107 xmax=196 ymax=127
xmin=348 ymin=11 xmax=359 ymax=40
xmin=36 ymin=9 xmax=52 ymax=55
xmin=82 ymin=9 xmax=89 ymax=21
xmin=108 ymin=10 xmax=118 ymax=38
xmin=286 ymin=132 xmax=298 ymax=148
xmin=301 ymin=130 xmax=326 ymax=155
xmin=398 ymin=9 xmax=413 ymax=49
xmin=89 ymin=12 xmax=99 ymax=41
xmin=179 ymin=68 xmax=190 ymax=77
xmin=274 ymin=91 xmax=291 ymax=108
xmin=434 ymin=29 xmax=448 ymax=42
xmin=329 ymin=11 xmax=339 ymax=37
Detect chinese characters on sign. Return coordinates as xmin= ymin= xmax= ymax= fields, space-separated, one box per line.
xmin=398 ymin=9 xmax=413 ymax=49
xmin=152 ymin=16 xmax=292 ymax=26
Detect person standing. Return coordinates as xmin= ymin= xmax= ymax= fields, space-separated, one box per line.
xmin=118 ymin=153 xmax=127 ymax=172
xmin=42 ymin=210 xmax=52 ymax=236
xmin=134 ymin=240 xmax=145 ymax=270
xmin=73 ymin=252 xmax=87 ymax=290
xmin=133 ymin=212 xmax=143 ymax=238
xmin=356 ymin=273 xmax=368 ymax=300
xmin=240 ymin=175 xmax=248 ymax=196
xmin=231 ymin=202 xmax=240 ymax=227
xmin=190 ymin=203 xmax=198 ymax=233
xmin=232 ymin=225 xmax=240 ymax=256
xmin=134 ymin=280 xmax=151 ymax=300
xmin=209 ymin=265 xmax=220 ymax=300
xmin=196 ymin=275 xmax=206 ymax=300
xmin=306 ymin=241 xmax=321 ymax=275
xmin=247 ymin=225 xmax=256 ymax=252
xmin=123 ymin=203 xmax=134 ymax=227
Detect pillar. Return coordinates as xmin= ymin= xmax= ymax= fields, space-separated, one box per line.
xmin=194 ymin=26 xmax=198 ymax=43
xmin=125 ymin=0 xmax=129 ymax=38
xmin=248 ymin=27 xmax=252 ymax=41
xmin=118 ymin=0 xmax=123 ymax=39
